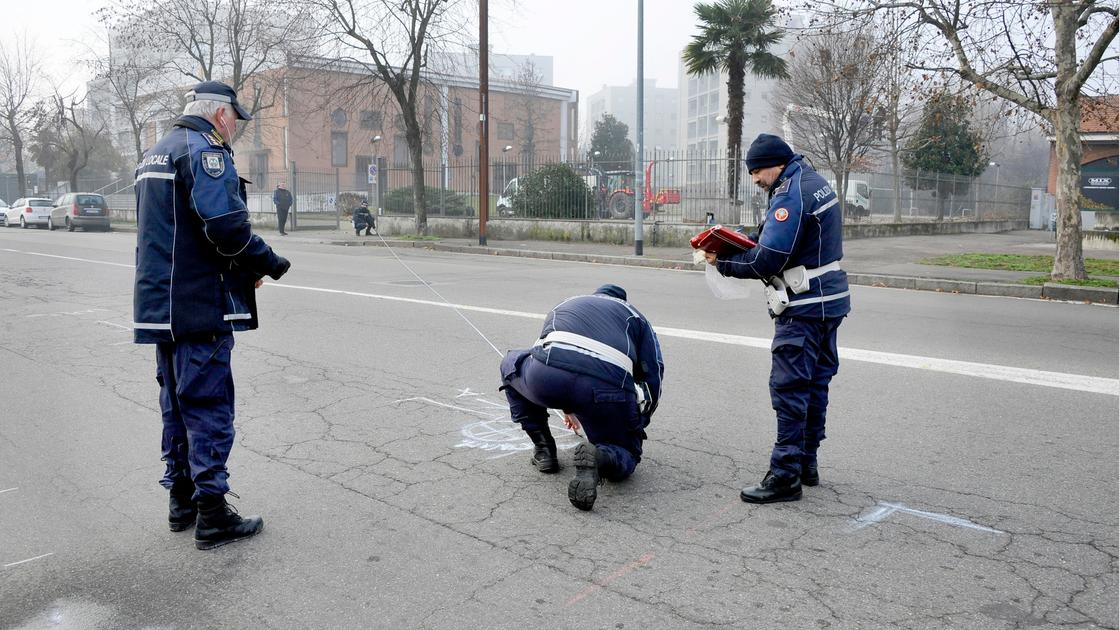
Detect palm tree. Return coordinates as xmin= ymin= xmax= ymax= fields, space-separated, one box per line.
xmin=683 ymin=0 xmax=788 ymax=201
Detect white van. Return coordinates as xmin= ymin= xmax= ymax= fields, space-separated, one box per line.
xmin=496 ymin=178 xmax=518 ymax=216
xmin=827 ymin=178 xmax=871 ymax=218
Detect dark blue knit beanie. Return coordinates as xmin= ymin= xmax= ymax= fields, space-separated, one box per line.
xmin=744 ymin=134 xmax=794 ymax=172
xmin=595 ymin=284 xmax=627 ymax=301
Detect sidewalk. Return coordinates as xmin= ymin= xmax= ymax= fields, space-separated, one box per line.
xmin=114 ymin=222 xmax=1119 ymax=304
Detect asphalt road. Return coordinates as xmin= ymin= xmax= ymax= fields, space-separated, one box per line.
xmin=1 ymin=228 xmax=1117 ymax=630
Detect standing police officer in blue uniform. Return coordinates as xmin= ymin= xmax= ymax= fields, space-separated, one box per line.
xmin=134 ymin=81 xmax=291 ymax=549
xmin=499 ymin=284 xmax=664 ymax=511
xmin=705 ymin=134 xmax=850 ymax=504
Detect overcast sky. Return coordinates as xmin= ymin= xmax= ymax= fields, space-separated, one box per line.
xmin=9 ymin=0 xmax=703 ymax=102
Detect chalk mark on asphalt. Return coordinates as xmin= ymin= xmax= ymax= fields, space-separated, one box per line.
xmin=852 ymin=501 xmax=1003 ymax=534
xmin=4 ymin=552 xmax=54 ymax=568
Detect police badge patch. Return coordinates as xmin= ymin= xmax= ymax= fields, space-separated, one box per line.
xmin=201 ymin=151 xmax=225 ymax=178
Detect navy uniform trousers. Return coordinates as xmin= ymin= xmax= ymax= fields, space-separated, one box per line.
xmin=769 ymin=316 xmax=843 ymax=479
xmin=155 ymin=334 xmax=236 ymax=500
xmin=501 ymin=352 xmax=644 ymax=481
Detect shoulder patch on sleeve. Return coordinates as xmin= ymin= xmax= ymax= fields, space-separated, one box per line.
xmin=200 ymin=151 xmax=226 ymax=178
xmin=774 ymin=207 xmax=789 ymax=222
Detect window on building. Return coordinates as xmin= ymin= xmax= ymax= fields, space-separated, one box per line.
xmin=687 ymin=120 xmax=697 ymax=140
xmin=360 ymin=111 xmax=382 ymax=130
xmin=393 ymin=135 xmax=409 ymax=166
xmin=697 ymin=117 xmax=707 ymax=138
xmin=355 ymin=155 xmax=372 ymax=189
xmin=250 ymin=152 xmax=268 ymax=188
xmin=688 ymin=98 xmax=697 ymax=117
xmin=710 ymin=91 xmax=719 ymax=113
xmin=331 ymin=108 xmax=348 ymax=128
xmin=331 ymin=131 xmax=348 ymax=167
xmin=497 ymin=122 xmax=515 ymax=141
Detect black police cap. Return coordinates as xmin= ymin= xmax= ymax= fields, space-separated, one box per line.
xmin=185 ymin=81 xmax=252 ymax=121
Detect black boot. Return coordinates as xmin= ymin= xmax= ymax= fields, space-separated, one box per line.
xmin=194 ymin=494 xmax=264 ymax=550
xmin=801 ymin=462 xmax=820 ymax=487
xmin=168 ymin=479 xmax=196 ymax=532
xmin=740 ymin=470 xmax=802 ymax=504
xmin=526 ymin=429 xmax=558 ymax=473
xmin=568 ymin=443 xmax=603 ymax=511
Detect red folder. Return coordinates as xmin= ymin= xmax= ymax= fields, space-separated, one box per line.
xmin=690 ymin=225 xmax=757 ymax=254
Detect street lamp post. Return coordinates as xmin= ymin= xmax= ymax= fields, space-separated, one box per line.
xmin=371 ymin=135 xmax=383 ymax=216
xmin=989 ymin=161 xmax=1000 ymax=218
xmin=501 ymin=145 xmax=513 ymax=193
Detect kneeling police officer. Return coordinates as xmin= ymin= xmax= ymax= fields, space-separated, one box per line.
xmin=134 ymin=81 xmax=291 ymax=549
xmin=499 ymin=285 xmax=664 ymax=510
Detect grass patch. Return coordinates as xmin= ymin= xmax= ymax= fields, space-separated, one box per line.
xmin=1019 ymin=276 xmax=1119 ymax=288
xmin=395 ymin=234 xmax=441 ymax=241
xmin=921 ymin=253 xmax=1119 ymax=276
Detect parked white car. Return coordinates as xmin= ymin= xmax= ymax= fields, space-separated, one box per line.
xmin=0 ymin=198 xmax=6 ymax=226
xmin=5 ymin=198 xmax=54 ymax=228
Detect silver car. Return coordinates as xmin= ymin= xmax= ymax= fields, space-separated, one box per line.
xmin=49 ymin=193 xmax=111 ymax=232
xmin=4 ymin=198 xmax=54 ymax=229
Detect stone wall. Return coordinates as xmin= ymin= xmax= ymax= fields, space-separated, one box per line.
xmin=373 ymin=216 xmax=1030 ymax=246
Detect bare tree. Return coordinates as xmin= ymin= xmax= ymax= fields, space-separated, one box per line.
xmin=32 ymin=93 xmax=114 ymax=193
xmin=304 ymin=0 xmax=474 ymax=234
xmin=775 ymin=28 xmax=886 ymax=220
xmin=511 ymin=59 xmax=547 ymax=160
xmin=104 ymin=0 xmax=311 ymax=142
xmin=89 ymin=19 xmax=176 ymax=163
xmin=0 ymin=36 xmax=41 ymax=198
xmin=824 ymin=1 xmax=1119 ymax=280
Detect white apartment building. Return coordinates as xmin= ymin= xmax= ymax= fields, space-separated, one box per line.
xmin=584 ymin=79 xmax=679 ymax=153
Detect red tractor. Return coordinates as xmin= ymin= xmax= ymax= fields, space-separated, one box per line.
xmin=601 ymin=161 xmax=681 ymax=219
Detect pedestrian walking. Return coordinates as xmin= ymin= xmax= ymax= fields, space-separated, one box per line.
xmin=273 ymin=182 xmax=293 ymax=235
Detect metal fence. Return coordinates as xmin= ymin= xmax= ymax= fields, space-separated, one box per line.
xmin=21 ymin=151 xmax=1032 ymax=229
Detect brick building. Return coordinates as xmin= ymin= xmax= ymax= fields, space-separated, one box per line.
xmin=229 ymin=58 xmax=579 ymax=195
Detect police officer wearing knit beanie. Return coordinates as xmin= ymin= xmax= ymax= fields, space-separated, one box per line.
xmin=704 ymin=132 xmax=851 ymax=505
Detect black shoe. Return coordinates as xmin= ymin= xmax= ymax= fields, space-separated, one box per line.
xmin=801 ymin=463 xmax=820 ymax=487
xmin=526 ymin=429 xmax=558 ymax=473
xmin=194 ymin=494 xmax=264 ymax=550
xmin=279 ymin=231 xmax=287 ymax=236
xmin=365 ymin=230 xmax=372 ymax=235
xmin=568 ymin=443 xmax=602 ymax=511
xmin=168 ymin=480 xmax=196 ymax=532
xmin=740 ymin=471 xmax=802 ymax=504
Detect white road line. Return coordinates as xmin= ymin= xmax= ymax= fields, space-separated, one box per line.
xmin=2 ymin=249 xmax=1115 ymax=397
xmin=0 ymin=248 xmax=132 ymax=268
xmin=96 ymin=320 xmax=131 ymax=331
xmin=0 ymin=487 xmax=17 ymax=494
xmin=274 ymin=284 xmax=1119 ymax=398
xmin=4 ymin=552 xmax=54 ymax=568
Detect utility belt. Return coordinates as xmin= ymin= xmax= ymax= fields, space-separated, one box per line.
xmin=533 ymin=330 xmax=653 ymax=414
xmin=764 ymin=261 xmax=842 ymax=315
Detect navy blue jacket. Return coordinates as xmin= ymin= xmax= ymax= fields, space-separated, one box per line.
xmin=272 ymin=187 xmax=292 ymax=210
xmin=133 ymin=115 xmax=289 ymax=343
xmin=530 ymin=293 xmax=664 ymax=418
xmin=716 ymin=157 xmax=850 ymax=319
